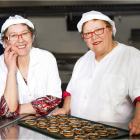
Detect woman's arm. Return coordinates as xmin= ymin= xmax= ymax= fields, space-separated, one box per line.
xmin=51 ymin=96 xmax=71 ymax=115
xmin=18 ymin=96 xmax=61 ymax=117
xmin=19 ymin=103 xmax=36 ymax=114
xmin=3 ymin=45 xmax=18 ymax=113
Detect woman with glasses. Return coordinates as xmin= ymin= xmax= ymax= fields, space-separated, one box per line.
xmin=52 ymin=11 xmax=140 ymax=135
xmin=0 ymin=15 xmax=62 ymax=118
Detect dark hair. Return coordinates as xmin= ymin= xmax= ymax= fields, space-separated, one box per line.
xmin=1 ymin=23 xmax=36 ymax=41
xmin=81 ymin=19 xmax=114 ymax=40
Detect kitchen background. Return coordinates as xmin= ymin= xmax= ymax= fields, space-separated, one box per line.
xmin=0 ymin=0 xmax=140 ymax=91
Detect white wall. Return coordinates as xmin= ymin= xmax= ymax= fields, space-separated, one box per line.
xmin=29 ymin=15 xmax=140 ymax=52
xmin=114 ymin=15 xmax=140 ymax=49
xmin=28 ymin=16 xmax=88 ymax=53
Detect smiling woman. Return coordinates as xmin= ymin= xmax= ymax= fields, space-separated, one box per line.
xmin=52 ymin=10 xmax=140 ymax=136
xmin=0 ymin=15 xmax=62 ymax=118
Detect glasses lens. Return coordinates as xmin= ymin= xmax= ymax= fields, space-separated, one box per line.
xmin=83 ymin=32 xmax=92 ymax=39
xmin=95 ymin=28 xmax=104 ymax=35
xmin=9 ymin=34 xmax=18 ymax=41
xmin=22 ymin=32 xmax=31 ymax=39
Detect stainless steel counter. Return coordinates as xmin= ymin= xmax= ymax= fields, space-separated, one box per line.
xmin=0 ymin=115 xmax=140 ymax=139
xmin=0 ymin=114 xmax=29 ymax=129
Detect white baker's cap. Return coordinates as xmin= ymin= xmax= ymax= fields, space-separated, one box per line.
xmin=0 ymin=15 xmax=34 ymax=48
xmin=77 ymin=10 xmax=116 ymax=36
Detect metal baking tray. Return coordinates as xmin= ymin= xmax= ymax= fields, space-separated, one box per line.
xmin=18 ymin=115 xmax=129 ymax=139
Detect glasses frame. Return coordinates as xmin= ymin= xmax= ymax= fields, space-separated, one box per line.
xmin=5 ymin=31 xmax=31 ymax=41
xmin=82 ymin=26 xmax=108 ymax=39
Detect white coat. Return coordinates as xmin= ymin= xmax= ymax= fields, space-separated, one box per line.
xmin=0 ymin=47 xmax=62 ymax=104
xmin=67 ymin=42 xmax=140 ymax=123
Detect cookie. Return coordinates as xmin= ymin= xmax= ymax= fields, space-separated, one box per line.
xmin=60 ymin=130 xmax=74 ymax=137
xmin=25 ymin=119 xmax=36 ymax=125
xmin=47 ymin=126 xmax=59 ymax=132
xmin=75 ymin=135 xmax=89 ymax=140
xmin=92 ymin=124 xmax=104 ymax=130
xmin=83 ymin=126 xmax=95 ymax=133
xmin=69 ymin=122 xmax=81 ymax=128
xmin=59 ymin=124 xmax=71 ymax=130
xmin=72 ymin=128 xmax=85 ymax=135
xmin=95 ymin=130 xmax=109 ymax=136
xmin=106 ymin=128 xmax=118 ymax=134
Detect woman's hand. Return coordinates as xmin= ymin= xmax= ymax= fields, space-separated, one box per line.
xmin=4 ymin=45 xmax=18 ymax=73
xmin=51 ymin=107 xmax=70 ymax=116
xmin=128 ymin=119 xmax=140 ymax=135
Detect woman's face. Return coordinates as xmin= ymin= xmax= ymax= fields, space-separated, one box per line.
xmin=83 ymin=20 xmax=113 ymax=56
xmin=4 ymin=24 xmax=33 ymax=56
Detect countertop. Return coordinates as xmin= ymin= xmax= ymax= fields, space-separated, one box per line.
xmin=0 ymin=115 xmax=140 ymax=139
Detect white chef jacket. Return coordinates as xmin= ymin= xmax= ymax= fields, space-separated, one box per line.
xmin=0 ymin=47 xmax=62 ymax=104
xmin=67 ymin=42 xmax=140 ymax=123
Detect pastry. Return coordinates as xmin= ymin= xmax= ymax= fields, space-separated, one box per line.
xmin=106 ymin=128 xmax=118 ymax=134
xmin=75 ymin=135 xmax=89 ymax=140
xmin=48 ymin=121 xmax=59 ymax=127
xmin=68 ymin=117 xmax=78 ymax=122
xmin=69 ymin=122 xmax=81 ymax=128
xmin=36 ymin=118 xmax=47 ymax=123
xmin=47 ymin=116 xmax=57 ymax=121
xmin=92 ymin=124 xmax=104 ymax=130
xmin=71 ymin=128 xmax=85 ymax=135
xmin=86 ymin=133 xmax=100 ymax=139
xmin=60 ymin=130 xmax=74 ymax=137
xmin=25 ymin=119 xmax=36 ymax=125
xmin=37 ymin=122 xmax=48 ymax=129
xmin=57 ymin=119 xmax=68 ymax=124
xmin=95 ymin=130 xmax=109 ymax=136
xmin=59 ymin=124 xmax=71 ymax=130
xmin=80 ymin=120 xmax=90 ymax=126
xmin=57 ymin=114 xmax=68 ymax=119
xmin=83 ymin=126 xmax=95 ymax=132
xmin=47 ymin=126 xmax=59 ymax=132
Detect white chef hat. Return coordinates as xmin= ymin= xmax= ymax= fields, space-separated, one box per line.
xmin=0 ymin=15 xmax=34 ymax=48
xmin=77 ymin=10 xmax=116 ymax=36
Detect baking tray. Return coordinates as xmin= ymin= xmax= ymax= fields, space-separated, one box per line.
xmin=17 ymin=115 xmax=129 ymax=139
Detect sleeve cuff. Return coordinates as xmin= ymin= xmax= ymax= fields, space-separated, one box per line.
xmin=0 ymin=95 xmax=19 ymax=118
xmin=62 ymin=91 xmax=71 ymax=99
xmin=133 ymin=96 xmax=140 ymax=106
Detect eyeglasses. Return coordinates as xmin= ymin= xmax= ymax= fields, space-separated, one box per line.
xmin=82 ymin=26 xmax=108 ymax=39
xmin=5 ymin=31 xmax=31 ymax=41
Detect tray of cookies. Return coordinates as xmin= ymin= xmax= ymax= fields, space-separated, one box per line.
xmin=18 ymin=115 xmax=129 ymax=139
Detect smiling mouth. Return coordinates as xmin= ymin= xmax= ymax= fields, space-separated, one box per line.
xmin=17 ymin=45 xmax=26 ymax=49
xmin=93 ymin=41 xmax=101 ymax=45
